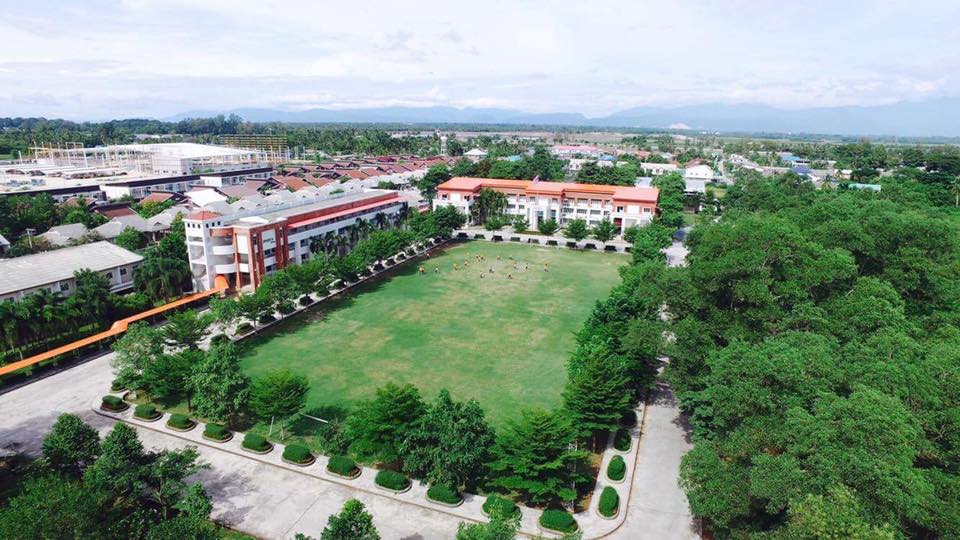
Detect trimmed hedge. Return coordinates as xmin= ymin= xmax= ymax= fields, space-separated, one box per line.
xmin=101 ymin=395 xmax=127 ymax=411
xmin=620 ymin=409 xmax=637 ymax=427
xmin=539 ymin=509 xmax=577 ymax=533
xmin=210 ymin=334 xmax=229 ymax=345
xmin=282 ymin=444 xmax=313 ymax=464
xmin=242 ymin=433 xmax=271 ymax=452
xmin=613 ymin=428 xmax=631 ymax=451
xmin=258 ymin=314 xmax=276 ymax=324
xmin=166 ymin=414 xmax=194 ymax=430
xmin=427 ymin=484 xmax=462 ymax=505
xmin=133 ymin=404 xmax=160 ymax=420
xmin=327 ymin=455 xmax=359 ymax=477
xmin=608 ymin=455 xmax=626 ymax=481
xmin=375 ymin=469 xmax=410 ymax=491
xmin=482 ymin=495 xmax=520 ymax=518
xmin=236 ymin=322 xmax=254 ymax=334
xmin=598 ymin=486 xmax=620 ymax=517
xmin=203 ymin=423 xmax=231 ymax=441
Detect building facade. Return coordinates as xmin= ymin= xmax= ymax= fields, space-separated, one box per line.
xmin=184 ymin=190 xmax=408 ymax=291
xmin=434 ymin=177 xmax=659 ymax=235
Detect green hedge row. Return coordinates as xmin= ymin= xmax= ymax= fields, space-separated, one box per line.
xmin=167 ymin=414 xmax=194 ymax=430
xmin=327 ymin=455 xmax=358 ymax=477
xmin=283 ymin=444 xmax=313 ymax=464
xmin=243 ymin=433 xmax=271 ymax=452
xmin=483 ymin=495 xmax=519 ymax=518
xmin=203 ymin=423 xmax=231 ymax=441
xmin=598 ymin=486 xmax=620 ymax=517
xmin=133 ymin=404 xmax=159 ymax=420
xmin=608 ymin=455 xmax=626 ymax=481
xmin=375 ymin=470 xmax=410 ymax=491
xmin=427 ymin=484 xmax=462 ymax=505
xmin=613 ymin=428 xmax=631 ymax=451
xmin=539 ymin=509 xmax=577 ymax=533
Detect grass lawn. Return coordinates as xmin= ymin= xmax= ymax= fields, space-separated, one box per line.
xmin=237 ymin=241 xmax=624 ymax=430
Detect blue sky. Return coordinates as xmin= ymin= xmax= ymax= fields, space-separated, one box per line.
xmin=1 ymin=0 xmax=958 ymax=119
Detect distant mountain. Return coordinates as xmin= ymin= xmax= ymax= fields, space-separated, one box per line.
xmin=166 ymin=98 xmax=960 ymax=137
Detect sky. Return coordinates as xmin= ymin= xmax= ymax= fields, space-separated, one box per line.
xmin=1 ymin=0 xmax=958 ymax=120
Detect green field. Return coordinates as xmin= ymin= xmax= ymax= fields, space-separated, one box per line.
xmin=238 ymin=241 xmax=625 ymax=428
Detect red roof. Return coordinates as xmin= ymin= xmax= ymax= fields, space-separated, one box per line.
xmin=141 ymin=192 xmax=175 ymax=204
xmin=186 ymin=210 xmax=221 ymax=221
xmin=274 ymin=176 xmax=312 ymax=191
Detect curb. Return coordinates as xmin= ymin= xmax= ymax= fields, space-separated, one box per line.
xmin=427 ymin=495 xmax=465 ymax=508
xmin=282 ymin=455 xmax=317 ymax=468
xmin=202 ymin=433 xmax=234 ymax=444
xmin=241 ymin=443 xmax=274 ymax=455
xmin=326 ymin=468 xmax=361 ymax=480
xmin=166 ymin=421 xmax=198 ymax=433
xmin=374 ymin=482 xmax=412 ymax=495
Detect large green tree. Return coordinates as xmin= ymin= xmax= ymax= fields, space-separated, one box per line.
xmin=42 ymin=413 xmax=101 ymax=477
xmin=346 ymin=382 xmax=425 ymax=464
xmin=250 ymin=369 xmax=310 ymax=440
xmin=320 ymin=499 xmax=380 ymax=540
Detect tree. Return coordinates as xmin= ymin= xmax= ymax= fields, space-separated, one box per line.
xmin=144 ymin=349 xmax=200 ymax=407
xmin=591 ymin=219 xmax=617 ymax=243
xmin=84 ymin=422 xmax=147 ymax=496
xmin=0 ymin=475 xmax=104 ymax=540
xmin=250 ymin=369 xmax=310 ymax=440
xmin=512 ymin=215 xmax=529 ymax=232
xmin=401 ymin=389 xmax=495 ymax=490
xmin=455 ymin=511 xmax=519 ymax=540
xmin=563 ymin=219 xmax=588 ymax=241
xmin=145 ymin=517 xmax=219 ymax=540
xmin=488 ymin=409 xmax=589 ymax=506
xmin=563 ymin=350 xmax=632 ymax=450
xmin=950 ymin=176 xmax=960 ymax=208
xmin=72 ymin=268 xmax=112 ymax=324
xmin=346 ymin=382 xmax=425 ymax=464
xmin=114 ymin=226 xmax=147 ymax=251
xmin=42 ymin=414 xmax=101 ymax=477
xmin=416 ymin=164 xmax=451 ymax=202
xmin=145 ymin=446 xmax=208 ymax=519
xmin=320 ymin=499 xmax=380 ymax=540
xmin=161 ymin=310 xmax=213 ymax=350
xmin=189 ymin=343 xmax=251 ymax=423
xmin=111 ymin=322 xmax=165 ymax=393
xmin=538 ymin=218 xmax=559 ymax=236
xmin=175 ymin=483 xmax=213 ymax=522
xmin=470 ymin=188 xmax=508 ymax=224
xmin=135 ymin=255 xmax=191 ymax=302
xmin=780 ymin=485 xmax=897 ymax=540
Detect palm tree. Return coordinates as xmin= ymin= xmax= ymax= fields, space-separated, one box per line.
xmin=374 ymin=212 xmax=387 ymax=230
xmin=336 ymin=233 xmax=351 ymax=256
xmin=135 ymin=257 xmax=190 ymax=301
xmin=356 ymin=219 xmax=372 ymax=240
xmin=950 ymin=176 xmax=960 ymax=208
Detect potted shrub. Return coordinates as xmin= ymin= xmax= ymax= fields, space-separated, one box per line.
xmin=481 ymin=495 xmax=520 ymax=519
xmin=607 ymin=455 xmax=626 ymax=482
xmin=613 ymin=428 xmax=631 ymax=452
xmin=282 ymin=444 xmax=315 ymax=466
xmin=203 ymin=423 xmax=232 ymax=443
xmin=597 ymin=486 xmax=620 ymax=519
xmin=236 ymin=322 xmax=254 ymax=335
xmin=426 ymin=484 xmax=463 ymax=507
xmin=133 ymin=404 xmax=161 ymax=422
xmin=326 ymin=455 xmax=360 ymax=479
xmin=166 ymin=413 xmax=196 ymax=432
xmin=539 ymin=509 xmax=578 ymax=534
xmin=100 ymin=395 xmax=128 ymax=412
xmin=242 ymin=433 xmax=273 ymax=454
xmin=374 ymin=470 xmax=410 ymax=493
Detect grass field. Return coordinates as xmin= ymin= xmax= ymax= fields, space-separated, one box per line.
xmin=237 ymin=240 xmax=625 ymax=429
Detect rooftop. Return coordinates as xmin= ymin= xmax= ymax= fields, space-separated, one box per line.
xmin=438 ymin=177 xmax=659 ymax=203
xmin=0 ymin=241 xmax=143 ymax=296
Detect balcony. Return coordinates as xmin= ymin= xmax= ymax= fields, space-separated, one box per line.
xmin=214 ymin=263 xmax=237 ymax=274
xmin=211 ymin=244 xmax=235 ymax=256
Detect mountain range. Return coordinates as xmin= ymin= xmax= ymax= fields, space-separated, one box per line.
xmin=166 ymin=98 xmax=960 ymax=137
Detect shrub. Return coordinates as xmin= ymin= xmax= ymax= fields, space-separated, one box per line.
xmin=166 ymin=413 xmax=194 ymax=430
xmin=608 ymin=455 xmax=626 ymax=481
xmin=278 ymin=303 xmax=295 ymax=315
xmin=203 ymin=423 xmax=230 ymax=441
xmin=110 ymin=379 xmax=126 ymax=392
xmin=614 ymin=428 xmax=631 ymax=451
xmin=620 ymin=410 xmax=637 ymax=427
xmin=427 ymin=484 xmax=462 ymax=505
xmin=299 ymin=295 xmax=312 ymax=306
xmin=598 ymin=486 xmax=620 ymax=517
xmin=210 ymin=333 xmax=229 ymax=345
xmin=327 ymin=455 xmax=358 ymax=477
xmin=539 ymin=509 xmax=577 ymax=533
xmin=133 ymin=404 xmax=159 ymax=420
xmin=375 ymin=469 xmax=410 ymax=491
xmin=236 ymin=322 xmax=254 ymax=334
xmin=483 ymin=495 xmax=519 ymax=518
xmin=282 ymin=444 xmax=313 ymax=464
xmin=101 ymin=395 xmax=126 ymax=411
xmin=242 ymin=433 xmax=271 ymax=452
xmin=258 ymin=314 xmax=276 ymax=324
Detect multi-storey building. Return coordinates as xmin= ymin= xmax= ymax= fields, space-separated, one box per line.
xmin=434 ymin=177 xmax=659 ymax=235
xmin=184 ymin=189 xmax=407 ymax=291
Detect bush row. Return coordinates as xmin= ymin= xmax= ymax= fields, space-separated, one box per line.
xmin=608 ymin=455 xmax=626 ymax=481
xmin=375 ymin=469 xmax=410 ymax=491
xmin=483 ymin=495 xmax=519 ymax=518
xmin=598 ymin=486 xmax=620 ymax=517
xmin=327 ymin=455 xmax=359 ymax=477
xmin=167 ymin=413 xmax=194 ymax=430
xmin=427 ymin=484 xmax=462 ymax=505
xmin=242 ymin=433 xmax=271 ymax=452
xmin=203 ymin=423 xmax=231 ymax=441
xmin=101 ymin=395 xmax=126 ymax=411
xmin=282 ymin=444 xmax=313 ymax=464
xmin=613 ymin=428 xmax=631 ymax=451
xmin=539 ymin=509 xmax=577 ymax=533
xmin=133 ymin=404 xmax=159 ymax=420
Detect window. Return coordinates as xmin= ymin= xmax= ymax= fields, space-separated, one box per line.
xmin=617 ymin=206 xmax=624 ymax=212
xmin=120 ymin=268 xmax=127 ymax=276
xmin=643 ymin=208 xmax=651 ymax=214
xmin=60 ymin=281 xmax=70 ymax=291
xmin=104 ymin=271 xmax=113 ymax=279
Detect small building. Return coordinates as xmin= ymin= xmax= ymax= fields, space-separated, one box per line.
xmin=683 ymin=164 xmax=714 ymax=181
xmin=0 ymin=241 xmax=143 ymax=301
xmin=640 ymin=162 xmax=679 ymax=176
xmin=550 ymin=145 xmax=602 ymax=158
xmin=464 ymin=148 xmax=488 ymax=163
xmin=39 ymin=223 xmax=88 ymax=247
